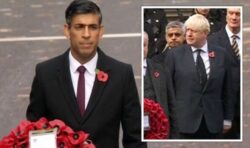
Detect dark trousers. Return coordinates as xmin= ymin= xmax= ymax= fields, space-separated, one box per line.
xmin=179 ymin=117 xmax=219 ymax=139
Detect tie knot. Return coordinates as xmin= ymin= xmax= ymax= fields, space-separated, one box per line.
xmin=232 ymin=35 xmax=239 ymax=40
xmin=77 ymin=66 xmax=86 ymax=73
xmin=196 ymin=49 xmax=203 ymax=54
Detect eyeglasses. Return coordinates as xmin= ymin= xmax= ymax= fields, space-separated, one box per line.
xmin=167 ymin=33 xmax=182 ymax=37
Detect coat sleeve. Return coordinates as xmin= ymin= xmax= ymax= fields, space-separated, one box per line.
xmin=26 ymin=64 xmax=47 ymax=121
xmin=144 ymin=60 xmax=156 ymax=100
xmin=164 ymin=50 xmax=179 ymax=138
xmin=222 ymin=49 xmax=235 ymax=121
xmin=121 ymin=65 xmax=147 ymax=148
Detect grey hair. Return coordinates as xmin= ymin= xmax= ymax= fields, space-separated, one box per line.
xmin=165 ymin=21 xmax=185 ymax=34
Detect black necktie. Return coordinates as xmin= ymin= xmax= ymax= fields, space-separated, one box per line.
xmin=196 ymin=49 xmax=207 ymax=88
xmin=231 ymin=35 xmax=240 ymax=59
xmin=77 ymin=66 xmax=86 ymax=116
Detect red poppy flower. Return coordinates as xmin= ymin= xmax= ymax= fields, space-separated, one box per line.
xmin=154 ymin=71 xmax=160 ymax=78
xmin=49 ymin=119 xmax=67 ymax=135
xmin=0 ymin=117 xmax=96 ymax=148
xmin=80 ymin=141 xmax=96 ymax=148
xmin=57 ymin=136 xmax=71 ymax=148
xmin=96 ymin=69 xmax=108 ymax=82
xmin=34 ymin=117 xmax=49 ymax=129
xmin=0 ymin=135 xmax=16 ymax=147
xmin=208 ymin=51 xmax=215 ymax=58
xmin=68 ymin=131 xmax=89 ymax=145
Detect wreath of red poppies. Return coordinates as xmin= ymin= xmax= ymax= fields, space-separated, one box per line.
xmin=144 ymin=98 xmax=170 ymax=139
xmin=0 ymin=117 xmax=95 ymax=148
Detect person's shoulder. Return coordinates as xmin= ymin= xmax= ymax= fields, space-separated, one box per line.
xmin=208 ymin=43 xmax=227 ymax=55
xmin=147 ymin=58 xmax=164 ymax=70
xmin=100 ymin=52 xmax=136 ymax=80
xmin=98 ymin=49 xmax=133 ymax=74
xmin=208 ymin=28 xmax=226 ymax=40
xmin=151 ymin=53 xmax=165 ymax=64
xmin=36 ymin=50 xmax=67 ymax=69
xmin=169 ymin=44 xmax=189 ymax=54
xmin=210 ymin=44 xmax=225 ymax=51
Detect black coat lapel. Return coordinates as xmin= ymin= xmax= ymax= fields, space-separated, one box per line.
xmin=148 ymin=60 xmax=166 ymax=103
xmin=148 ymin=60 xmax=169 ymax=115
xmin=148 ymin=61 xmax=160 ymax=100
xmin=81 ymin=48 xmax=110 ymax=124
xmin=203 ymin=44 xmax=216 ymax=92
xmin=56 ymin=50 xmax=82 ymax=123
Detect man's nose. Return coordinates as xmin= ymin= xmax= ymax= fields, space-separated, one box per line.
xmin=232 ymin=14 xmax=238 ymax=19
xmin=171 ymin=34 xmax=177 ymax=39
xmin=186 ymin=30 xmax=192 ymax=36
xmin=82 ymin=27 xmax=90 ymax=38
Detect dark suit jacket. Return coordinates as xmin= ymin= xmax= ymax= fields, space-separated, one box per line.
xmin=165 ymin=44 xmax=234 ymax=134
xmin=26 ymin=48 xmax=147 ymax=148
xmin=208 ymin=28 xmax=240 ymax=99
xmin=144 ymin=59 xmax=175 ymax=116
xmin=208 ymin=28 xmax=241 ymax=138
xmin=144 ymin=58 xmax=176 ymax=138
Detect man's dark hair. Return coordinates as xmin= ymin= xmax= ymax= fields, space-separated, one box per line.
xmin=65 ymin=0 xmax=102 ymax=25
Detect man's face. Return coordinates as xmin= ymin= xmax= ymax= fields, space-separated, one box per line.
xmin=196 ymin=8 xmax=210 ymax=17
xmin=226 ymin=8 xmax=240 ymax=31
xmin=64 ymin=13 xmax=103 ymax=64
xmin=144 ymin=33 xmax=149 ymax=59
xmin=165 ymin=27 xmax=185 ymax=48
xmin=185 ymin=26 xmax=207 ymax=48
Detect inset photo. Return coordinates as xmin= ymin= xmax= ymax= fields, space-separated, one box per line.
xmin=142 ymin=6 xmax=242 ymax=142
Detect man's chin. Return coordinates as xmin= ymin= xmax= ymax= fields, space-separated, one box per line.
xmin=186 ymin=41 xmax=194 ymax=45
xmin=82 ymin=49 xmax=96 ymax=56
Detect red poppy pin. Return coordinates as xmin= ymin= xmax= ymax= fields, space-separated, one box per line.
xmin=208 ymin=51 xmax=215 ymax=58
xmin=96 ymin=69 xmax=108 ymax=82
xmin=154 ymin=71 xmax=160 ymax=78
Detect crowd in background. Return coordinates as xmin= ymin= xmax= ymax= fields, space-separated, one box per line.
xmin=144 ymin=8 xmax=227 ymax=58
xmin=144 ymin=8 xmax=241 ymax=139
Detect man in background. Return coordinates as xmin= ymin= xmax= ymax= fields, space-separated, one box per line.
xmin=194 ymin=8 xmax=226 ymax=34
xmin=153 ymin=21 xmax=185 ymax=63
xmin=209 ymin=7 xmax=241 ymax=139
xmin=162 ymin=21 xmax=186 ymax=53
xmin=144 ymin=31 xmax=176 ymax=138
xmin=165 ymin=14 xmax=234 ymax=139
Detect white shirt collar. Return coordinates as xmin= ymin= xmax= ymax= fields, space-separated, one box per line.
xmin=143 ymin=59 xmax=147 ymax=68
xmin=191 ymin=41 xmax=208 ymax=53
xmin=69 ymin=51 xmax=98 ymax=75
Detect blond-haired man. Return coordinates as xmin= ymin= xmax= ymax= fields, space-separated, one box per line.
xmin=165 ymin=14 xmax=234 ymax=139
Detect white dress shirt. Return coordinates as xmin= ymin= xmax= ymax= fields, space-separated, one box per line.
xmin=191 ymin=42 xmax=210 ymax=79
xmin=143 ymin=59 xmax=147 ymax=76
xmin=69 ymin=51 xmax=98 ymax=108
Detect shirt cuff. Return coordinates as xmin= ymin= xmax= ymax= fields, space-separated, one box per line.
xmin=224 ymin=120 xmax=232 ymax=126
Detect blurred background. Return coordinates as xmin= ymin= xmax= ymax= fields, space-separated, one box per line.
xmin=0 ymin=0 xmax=249 ymax=147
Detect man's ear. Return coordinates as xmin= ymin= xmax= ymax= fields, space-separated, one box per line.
xmin=64 ymin=24 xmax=70 ymax=39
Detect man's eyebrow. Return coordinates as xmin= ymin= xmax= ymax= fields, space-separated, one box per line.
xmin=73 ymin=23 xmax=99 ymax=27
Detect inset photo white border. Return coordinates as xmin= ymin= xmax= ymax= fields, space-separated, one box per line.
xmin=141 ymin=6 xmax=243 ymax=142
